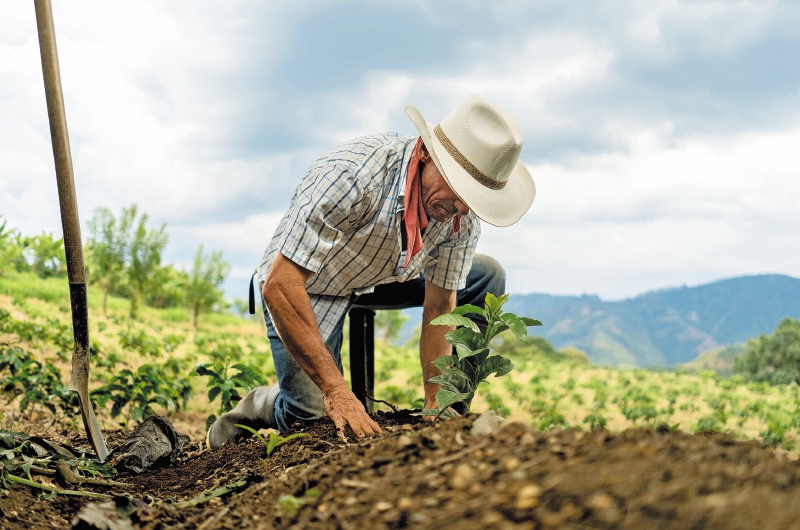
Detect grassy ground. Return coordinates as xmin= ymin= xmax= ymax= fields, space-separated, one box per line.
xmin=2 ymin=271 xmax=798 ymax=450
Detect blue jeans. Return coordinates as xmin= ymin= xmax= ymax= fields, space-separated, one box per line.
xmin=264 ymin=254 xmax=505 ymax=430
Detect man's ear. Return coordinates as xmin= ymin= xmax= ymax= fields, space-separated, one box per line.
xmin=419 ymin=142 xmax=432 ymax=163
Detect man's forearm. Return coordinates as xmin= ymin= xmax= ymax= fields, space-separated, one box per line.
xmin=420 ymin=309 xmax=454 ymax=401
xmin=263 ymin=256 xmax=345 ymax=393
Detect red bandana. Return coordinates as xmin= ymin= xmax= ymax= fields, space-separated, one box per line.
xmin=403 ymin=138 xmax=461 ymax=267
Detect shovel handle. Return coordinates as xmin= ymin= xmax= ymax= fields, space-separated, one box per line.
xmin=34 ymin=0 xmax=109 ymax=462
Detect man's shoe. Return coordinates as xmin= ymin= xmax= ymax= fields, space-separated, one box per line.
xmin=206 ymin=384 xmax=280 ymax=450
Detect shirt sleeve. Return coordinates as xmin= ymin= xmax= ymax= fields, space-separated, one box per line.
xmin=277 ymin=164 xmax=369 ymax=273
xmin=423 ymin=212 xmax=481 ymax=291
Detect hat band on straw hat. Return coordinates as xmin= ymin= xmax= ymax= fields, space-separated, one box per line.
xmin=434 ymin=124 xmax=506 ymax=191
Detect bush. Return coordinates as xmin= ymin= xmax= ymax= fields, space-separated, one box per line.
xmin=733 ymin=318 xmax=800 ymax=385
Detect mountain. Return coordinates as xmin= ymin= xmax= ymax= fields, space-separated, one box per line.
xmin=503 ymin=274 xmax=800 ymax=368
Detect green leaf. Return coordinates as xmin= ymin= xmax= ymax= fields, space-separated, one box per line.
xmin=430 ymin=313 xmax=480 ymax=333
xmin=485 ymin=293 xmax=499 ymax=314
xmin=501 ymin=313 xmax=528 ymax=344
xmin=451 ymin=304 xmax=485 ymax=318
xmin=456 ymin=345 xmax=490 ymax=362
xmin=194 ymin=363 xmax=217 ymax=377
xmin=444 ymin=327 xmax=484 ymax=351
xmin=267 ymin=432 xmax=310 ymax=456
xmin=435 ymin=389 xmax=472 ymax=411
xmin=236 ymin=423 xmax=268 ymax=448
xmin=413 ymin=408 xmax=442 ymax=417
xmin=477 ymin=355 xmax=515 ymax=380
xmin=207 ymin=386 xmax=222 ymax=403
xmin=484 ymin=321 xmax=508 ymax=344
xmin=431 ymin=356 xmax=456 ymax=371
xmin=427 ymin=375 xmax=459 ymax=393
xmin=428 ymin=372 xmax=471 ymax=393
xmin=520 ymin=317 xmax=543 ymax=327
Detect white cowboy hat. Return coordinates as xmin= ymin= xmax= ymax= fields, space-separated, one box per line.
xmin=405 ymin=94 xmax=536 ymax=227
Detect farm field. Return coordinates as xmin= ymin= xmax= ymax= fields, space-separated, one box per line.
xmin=3 ymin=270 xmax=800 ymax=528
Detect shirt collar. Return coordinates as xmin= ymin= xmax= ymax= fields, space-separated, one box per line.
xmin=397 ymin=135 xmax=418 ymax=201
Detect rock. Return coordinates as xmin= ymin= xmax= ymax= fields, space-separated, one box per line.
xmin=71 ymin=497 xmax=154 ymax=530
xmin=450 ymin=463 xmax=475 ymax=490
xmin=496 ymin=421 xmax=530 ymax=442
xmin=396 ymin=435 xmax=415 ymax=449
xmin=514 ymin=483 xmax=543 ymax=510
xmin=397 ymin=497 xmax=414 ymax=510
xmin=470 ymin=410 xmax=501 ymax=437
xmin=586 ymin=492 xmax=614 ymax=510
xmin=504 ymin=457 xmax=522 ymax=472
xmin=374 ymin=501 xmax=393 ymax=512
xmin=481 ymin=511 xmax=504 ymax=525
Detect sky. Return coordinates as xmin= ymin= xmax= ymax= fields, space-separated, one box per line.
xmin=2 ymin=0 xmax=800 ymax=302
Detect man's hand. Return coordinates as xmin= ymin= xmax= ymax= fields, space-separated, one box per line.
xmin=323 ymin=383 xmax=382 ymax=438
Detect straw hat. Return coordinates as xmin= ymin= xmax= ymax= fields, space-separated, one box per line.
xmin=405 ymin=94 xmax=535 ymax=227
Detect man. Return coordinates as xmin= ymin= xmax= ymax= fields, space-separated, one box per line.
xmin=207 ymin=94 xmax=536 ymax=448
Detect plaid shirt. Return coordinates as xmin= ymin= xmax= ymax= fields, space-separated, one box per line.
xmin=256 ymin=133 xmax=481 ymax=341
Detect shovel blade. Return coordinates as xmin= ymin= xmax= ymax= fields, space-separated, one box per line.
xmin=72 ymin=388 xmax=109 ymax=462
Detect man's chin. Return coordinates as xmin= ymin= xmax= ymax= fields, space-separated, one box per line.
xmin=430 ymin=211 xmax=456 ymax=223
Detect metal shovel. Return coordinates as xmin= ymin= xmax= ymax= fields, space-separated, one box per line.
xmin=34 ymin=0 xmax=109 ymax=462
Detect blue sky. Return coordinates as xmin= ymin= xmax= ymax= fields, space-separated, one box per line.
xmin=2 ymin=0 xmax=800 ymax=301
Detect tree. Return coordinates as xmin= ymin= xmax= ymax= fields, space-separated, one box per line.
xmin=24 ymin=233 xmax=67 ymax=278
xmin=374 ymin=310 xmax=409 ymax=345
xmin=87 ymin=206 xmax=135 ymax=314
xmin=145 ymin=264 xmax=189 ymax=309
xmin=186 ymin=245 xmax=230 ymax=328
xmin=733 ymin=318 xmax=800 ymax=385
xmin=127 ymin=210 xmax=168 ymax=319
xmin=0 ymin=217 xmax=21 ymax=275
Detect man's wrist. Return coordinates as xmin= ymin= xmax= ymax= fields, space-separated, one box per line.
xmin=319 ymin=374 xmax=348 ymax=395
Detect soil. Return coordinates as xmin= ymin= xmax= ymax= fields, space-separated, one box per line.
xmin=3 ymin=412 xmax=800 ymax=529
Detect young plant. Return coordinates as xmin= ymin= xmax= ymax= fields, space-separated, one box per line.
xmin=91 ymin=361 xmax=193 ymax=425
xmin=419 ymin=293 xmax=541 ymax=418
xmin=195 ymin=357 xmax=266 ymax=429
xmin=235 ymin=424 xmax=310 ymax=456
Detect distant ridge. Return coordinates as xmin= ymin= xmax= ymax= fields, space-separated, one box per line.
xmin=504 ymin=274 xmax=800 ymax=368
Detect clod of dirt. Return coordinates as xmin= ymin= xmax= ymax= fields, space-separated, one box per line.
xmin=72 ymin=496 xmax=156 ymax=530
xmin=107 ymin=415 xmax=189 ymax=474
xmin=470 ymin=409 xmax=500 ymax=436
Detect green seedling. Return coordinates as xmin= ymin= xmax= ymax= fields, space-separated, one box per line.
xmin=0 ymin=343 xmax=79 ymax=422
xmin=419 ymin=293 xmax=541 ymax=418
xmin=195 ymin=357 xmax=265 ymax=430
xmin=277 ymin=489 xmax=320 ymax=515
xmin=91 ymin=362 xmax=193 ymax=426
xmin=235 ymin=424 xmax=310 ymax=456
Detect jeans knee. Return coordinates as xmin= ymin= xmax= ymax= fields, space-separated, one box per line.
xmin=473 ymin=254 xmax=506 ymax=295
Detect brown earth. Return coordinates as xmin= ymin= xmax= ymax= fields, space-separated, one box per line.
xmin=3 ymin=411 xmax=800 ymax=529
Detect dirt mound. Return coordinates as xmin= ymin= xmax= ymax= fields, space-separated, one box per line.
xmin=4 ymin=412 xmax=800 ymax=529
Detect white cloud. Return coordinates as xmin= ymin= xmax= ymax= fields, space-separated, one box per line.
xmin=478 ymin=127 xmax=800 ymax=298
xmin=3 ymin=0 xmax=800 ymax=302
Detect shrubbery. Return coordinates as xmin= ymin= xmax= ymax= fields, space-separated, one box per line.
xmin=2 ymin=209 xmax=232 ymax=325
xmin=733 ymin=317 xmax=800 ymax=385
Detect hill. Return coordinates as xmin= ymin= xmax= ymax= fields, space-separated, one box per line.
xmin=503 ymin=274 xmax=800 ymax=368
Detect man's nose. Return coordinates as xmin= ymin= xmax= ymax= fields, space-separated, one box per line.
xmin=454 ymin=199 xmax=469 ymax=216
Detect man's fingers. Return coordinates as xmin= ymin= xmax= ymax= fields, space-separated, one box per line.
xmin=329 ymin=410 xmax=345 ymax=433
xmin=349 ymin=413 xmax=366 ymax=438
xmin=366 ymin=415 xmax=382 ymax=433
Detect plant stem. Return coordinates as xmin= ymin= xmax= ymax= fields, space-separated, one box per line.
xmin=173 ymin=477 xmax=252 ymax=508
xmin=5 ymin=473 xmax=111 ymax=498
